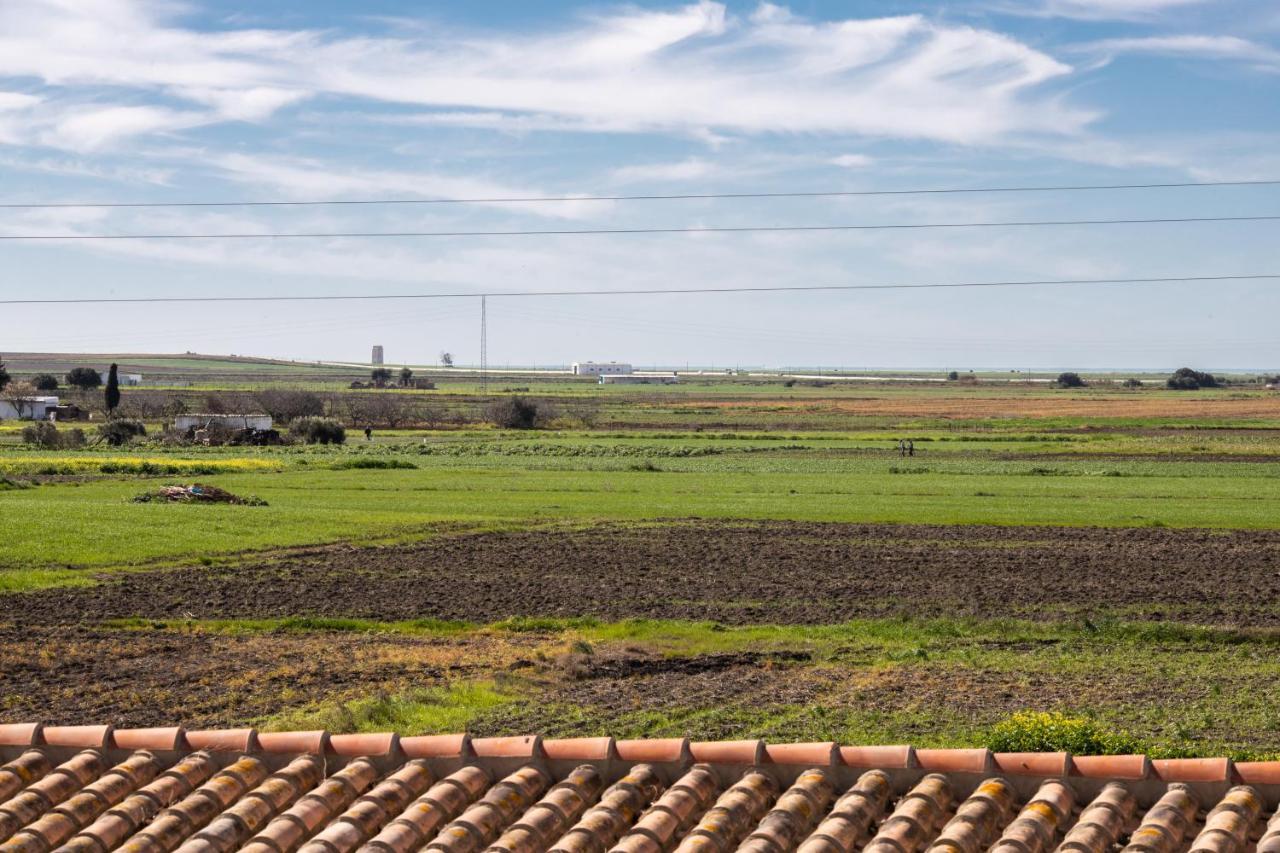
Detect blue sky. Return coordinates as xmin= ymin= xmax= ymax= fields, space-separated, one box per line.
xmin=1 ymin=0 xmax=1277 ymax=369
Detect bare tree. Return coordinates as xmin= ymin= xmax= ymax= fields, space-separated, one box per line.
xmin=439 ymin=351 xmax=454 ymax=368
xmin=1 ymin=381 xmax=38 ymax=419
xmin=343 ymin=392 xmax=418 ymax=428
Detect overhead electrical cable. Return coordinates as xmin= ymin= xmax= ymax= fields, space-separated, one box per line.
xmin=2 ymin=273 xmax=1275 ymax=306
xmin=0 ymin=213 xmax=1277 ymax=241
xmin=1 ymin=178 xmax=1277 ymax=209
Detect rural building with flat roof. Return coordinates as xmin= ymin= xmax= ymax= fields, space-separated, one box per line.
xmin=572 ymin=361 xmax=632 ymax=376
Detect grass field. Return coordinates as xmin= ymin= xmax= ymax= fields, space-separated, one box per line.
xmin=2 ymin=366 xmax=1278 ymax=754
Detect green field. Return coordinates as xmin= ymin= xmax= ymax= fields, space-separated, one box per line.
xmin=2 ymin=367 xmax=1279 ymax=753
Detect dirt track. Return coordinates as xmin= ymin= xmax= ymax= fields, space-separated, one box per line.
xmin=6 ymin=521 xmax=1280 ymax=627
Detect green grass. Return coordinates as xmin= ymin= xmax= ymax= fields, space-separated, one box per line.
xmin=156 ymin=614 xmax=1279 ymax=759
xmin=260 ymin=681 xmax=521 ymax=734
xmin=5 ymin=452 xmax=1280 ymax=578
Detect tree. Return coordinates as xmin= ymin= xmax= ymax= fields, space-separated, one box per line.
xmin=946 ymin=371 xmax=959 ymax=381
xmin=105 ymin=363 xmax=121 ymax=414
xmin=0 ymin=357 xmax=9 ymax=391
xmin=1056 ymin=372 xmax=1087 ymax=388
xmin=399 ymin=366 xmax=414 ymax=387
xmin=485 ymin=396 xmax=552 ymax=429
xmin=1167 ymin=367 xmax=1219 ymax=390
xmin=66 ymin=367 xmax=102 ymax=390
xmin=439 ymin=351 xmax=454 ymax=368
xmin=1 ymin=381 xmax=37 ymax=419
xmin=31 ymin=374 xmax=59 ymax=391
xmin=370 ymin=367 xmax=393 ymax=388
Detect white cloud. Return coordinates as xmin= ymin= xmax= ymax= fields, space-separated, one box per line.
xmin=208 ymin=153 xmax=608 ymax=219
xmin=0 ymin=92 xmax=40 ymax=110
xmin=830 ymin=154 xmax=874 ymax=168
xmin=998 ymin=0 xmax=1208 ymax=21
xmin=43 ymin=105 xmax=209 ymax=151
xmin=1078 ymin=35 xmax=1280 ymax=68
xmin=0 ymin=0 xmax=1091 ymax=152
xmin=611 ymin=158 xmax=717 ymax=183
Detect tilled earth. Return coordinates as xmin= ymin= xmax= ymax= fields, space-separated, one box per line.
xmin=5 ymin=521 xmax=1280 ymax=626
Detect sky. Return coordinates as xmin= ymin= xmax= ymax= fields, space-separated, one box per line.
xmin=1 ymin=0 xmax=1278 ymax=370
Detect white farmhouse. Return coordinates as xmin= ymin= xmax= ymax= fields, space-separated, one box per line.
xmin=572 ymin=361 xmax=632 ymax=377
xmin=174 ymin=413 xmax=273 ymax=431
xmin=0 ymin=396 xmax=60 ymax=420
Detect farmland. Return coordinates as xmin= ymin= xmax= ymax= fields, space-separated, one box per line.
xmin=1 ymin=359 xmax=1279 ymax=758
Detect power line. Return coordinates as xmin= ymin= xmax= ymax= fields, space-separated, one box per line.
xmin=2 ymin=273 xmax=1274 ymax=306
xmin=1 ymin=178 xmax=1276 ymax=209
xmin=1 ymin=214 xmax=1277 ymax=241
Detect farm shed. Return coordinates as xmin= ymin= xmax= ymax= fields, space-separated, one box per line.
xmin=572 ymin=361 xmax=632 ymax=376
xmin=174 ymin=413 xmax=273 ymax=431
xmin=1 ymin=722 xmax=1280 ymax=853
xmin=97 ymin=371 xmax=143 ymax=386
xmin=599 ymin=374 xmax=679 ymax=385
xmin=0 ymin=396 xmax=59 ymax=420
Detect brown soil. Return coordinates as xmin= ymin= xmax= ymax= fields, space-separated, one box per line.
xmin=6 ymin=521 xmax=1280 ymax=627
xmin=0 ymin=625 xmax=546 ymax=728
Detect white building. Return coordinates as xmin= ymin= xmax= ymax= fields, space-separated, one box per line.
xmin=599 ymin=375 xmax=678 ymax=385
xmin=0 ymin=396 xmax=60 ymax=420
xmin=174 ymin=414 xmax=273 ymax=432
xmin=572 ymin=361 xmax=632 ymax=376
xmin=98 ymin=371 xmax=143 ymax=386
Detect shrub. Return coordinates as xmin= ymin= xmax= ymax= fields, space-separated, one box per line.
xmin=0 ymin=358 xmax=8 ymax=391
xmin=21 ymin=421 xmax=61 ymax=447
xmin=1122 ymin=378 xmax=1143 ymax=388
xmin=330 ymin=457 xmax=417 ymax=470
xmin=31 ymin=374 xmax=59 ymax=391
xmin=24 ymin=422 xmax=84 ymax=449
xmin=1167 ymin=367 xmax=1219 ymax=390
xmin=986 ymin=710 xmax=1140 ymax=755
xmin=1056 ymin=372 xmax=1087 ymax=388
xmin=65 ymin=367 xmax=102 ymax=390
xmin=98 ymin=419 xmax=147 ymax=446
xmin=291 ymin=416 xmax=346 ymax=445
xmin=947 ymin=371 xmax=959 ymax=381
xmin=484 ymin=396 xmax=553 ymax=429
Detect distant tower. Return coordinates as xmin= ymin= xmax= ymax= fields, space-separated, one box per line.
xmin=371 ymin=345 xmax=384 ymax=365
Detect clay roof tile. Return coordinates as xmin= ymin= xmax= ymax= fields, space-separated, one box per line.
xmin=993 ymin=751 xmax=1072 ymax=776
xmin=42 ymin=725 xmax=113 ymax=749
xmin=400 ymin=733 xmax=474 ymax=760
xmin=1072 ymin=754 xmax=1152 ymax=780
xmin=543 ymin=737 xmax=617 ymax=762
xmin=328 ymin=732 xmax=399 ymax=757
xmin=0 ymin=724 xmax=43 ymax=747
xmin=185 ymin=728 xmax=258 ymax=753
xmin=471 ymin=734 xmax=544 ymax=759
xmin=1152 ymin=757 xmax=1236 ymax=783
xmin=257 ymin=730 xmax=330 ymax=755
xmin=615 ymin=737 xmax=690 ymax=764
xmin=839 ymin=745 xmax=917 ymax=769
xmin=916 ymin=748 xmax=994 ymax=774
xmin=112 ymin=727 xmax=186 ymax=752
xmin=689 ymin=739 xmax=764 ymax=765
xmin=763 ymin=742 xmax=840 ymax=766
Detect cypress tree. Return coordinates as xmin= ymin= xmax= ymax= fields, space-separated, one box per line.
xmin=105 ymin=363 xmax=121 ymax=414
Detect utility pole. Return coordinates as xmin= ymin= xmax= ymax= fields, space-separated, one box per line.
xmin=480 ymin=295 xmax=488 ymax=394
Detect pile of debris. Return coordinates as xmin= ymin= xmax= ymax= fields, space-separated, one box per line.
xmin=132 ymin=483 xmax=267 ymax=506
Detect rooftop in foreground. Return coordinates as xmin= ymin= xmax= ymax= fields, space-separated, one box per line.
xmin=0 ymin=723 xmax=1278 ymax=853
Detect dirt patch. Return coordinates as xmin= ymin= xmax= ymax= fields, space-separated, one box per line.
xmin=5 ymin=521 xmax=1280 ymax=627
xmin=0 ymin=625 xmax=543 ymax=728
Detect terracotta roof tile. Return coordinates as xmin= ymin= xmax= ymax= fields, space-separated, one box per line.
xmin=613 ymin=740 xmax=688 ymax=766
xmin=915 ymin=749 xmax=993 ymax=775
xmin=542 ymin=740 xmax=616 ymax=763
xmin=762 ymin=743 xmax=838 ymax=767
xmin=1072 ymin=755 xmax=1151 ymax=780
xmin=400 ymin=735 xmax=473 ymax=761
xmin=40 ymin=727 xmax=112 ymax=750
xmin=687 ymin=740 xmax=763 ymax=766
xmin=113 ymin=729 xmax=186 ymax=753
xmin=0 ymin=729 xmax=41 ymax=750
xmin=1 ymin=725 xmax=1280 ymax=853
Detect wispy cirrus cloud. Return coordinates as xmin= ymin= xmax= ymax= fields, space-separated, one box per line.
xmin=1075 ymin=34 xmax=1280 ymax=69
xmin=994 ymin=0 xmax=1209 ymax=21
xmin=0 ymin=0 xmax=1092 ymax=155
